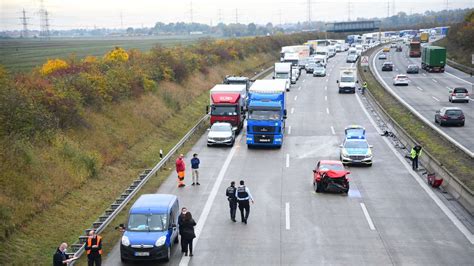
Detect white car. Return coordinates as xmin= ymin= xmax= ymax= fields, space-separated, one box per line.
xmin=393 ymin=74 xmax=409 ymax=86
xmin=207 ymin=122 xmax=235 ymax=146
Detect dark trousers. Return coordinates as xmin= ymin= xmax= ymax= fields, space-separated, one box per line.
xmin=87 ymin=254 xmax=101 ymax=266
xmin=229 ymin=199 xmax=237 ymax=220
xmin=238 ymin=200 xmax=250 ymax=222
xmin=412 ymin=156 xmax=418 ymax=170
xmin=182 ymin=238 xmax=194 ymax=254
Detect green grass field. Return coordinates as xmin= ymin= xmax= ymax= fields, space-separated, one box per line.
xmin=0 ymin=35 xmax=216 ymax=72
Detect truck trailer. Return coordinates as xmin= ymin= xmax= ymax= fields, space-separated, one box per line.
xmin=421 ymin=46 xmax=446 ymax=73
xmin=409 ymin=42 xmax=421 ymax=57
xmin=274 ymin=62 xmax=292 ymax=91
xmin=246 ymin=80 xmax=287 ymax=148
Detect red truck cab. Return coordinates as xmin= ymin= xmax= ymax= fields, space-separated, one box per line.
xmin=208 ymin=84 xmax=247 ymax=133
xmin=409 ymin=42 xmax=421 ymax=57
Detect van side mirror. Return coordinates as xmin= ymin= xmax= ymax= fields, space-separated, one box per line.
xmin=356 ymin=80 xmax=359 ymax=83
xmin=272 ymin=76 xmax=275 ymax=79
xmin=312 ymin=169 xmax=317 ymax=173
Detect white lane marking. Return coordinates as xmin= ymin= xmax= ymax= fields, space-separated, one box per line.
xmin=288 ymin=125 xmax=292 ymax=135
xmin=326 ymin=108 xmax=330 ymax=115
xmin=325 ymin=95 xmax=327 ymax=101
xmin=294 ymin=96 xmax=298 ymax=101
xmin=303 ymin=79 xmax=306 ymax=83
xmin=360 ymin=203 xmax=376 ymax=231
xmin=285 ymin=202 xmax=291 ymax=230
xmin=432 ymin=96 xmax=440 ymax=102
xmin=330 ymin=126 xmax=336 ymax=135
xmin=298 ymin=86 xmax=301 ymax=91
xmin=291 ymin=107 xmax=294 ymax=114
xmin=396 ymin=68 xmax=399 ymax=71
xmin=355 ymin=92 xmax=474 ymax=245
xmin=422 ymin=73 xmax=427 ymax=76
xmin=446 ymin=86 xmax=451 ymax=90
xmin=432 ymin=79 xmax=438 ymax=83
xmin=324 ymin=86 xmax=328 ymax=91
xmin=326 ymin=79 xmax=329 ymax=82
xmin=416 ymin=86 xmax=423 ymax=91
xmin=178 ymin=133 xmax=243 ymax=266
xmin=286 ymin=154 xmax=290 ymax=168
xmin=444 ymin=70 xmax=473 ymax=85
xmin=327 ymin=73 xmax=330 ymax=77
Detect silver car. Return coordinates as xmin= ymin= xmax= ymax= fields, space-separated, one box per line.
xmin=449 ymin=87 xmax=470 ymax=103
xmin=313 ymin=65 xmax=326 ymax=77
xmin=207 ymin=122 xmax=235 ymax=146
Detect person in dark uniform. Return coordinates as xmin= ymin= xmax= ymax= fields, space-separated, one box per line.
xmin=180 ymin=212 xmax=197 ymax=256
xmin=178 ymin=207 xmax=188 ymax=253
xmin=85 ymin=230 xmax=102 ymax=266
xmin=235 ymin=180 xmax=254 ymax=224
xmin=53 ymin=242 xmax=75 ymax=266
xmin=225 ymin=181 xmax=238 ymax=222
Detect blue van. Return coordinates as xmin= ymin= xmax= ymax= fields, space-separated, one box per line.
xmin=120 ymin=194 xmax=179 ymax=262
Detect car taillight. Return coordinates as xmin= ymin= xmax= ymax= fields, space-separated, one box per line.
xmin=441 ymin=115 xmax=448 ymax=119
xmin=460 ymin=115 xmax=465 ymax=119
xmin=451 ymin=93 xmax=456 ymax=96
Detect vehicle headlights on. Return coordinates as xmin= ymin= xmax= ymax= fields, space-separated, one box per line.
xmin=121 ymin=236 xmax=130 ymax=246
xmin=155 ymin=236 xmax=167 ymax=247
xmin=341 ymin=149 xmax=349 ymax=157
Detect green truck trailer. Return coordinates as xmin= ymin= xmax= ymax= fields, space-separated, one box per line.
xmin=421 ymin=46 xmax=446 ymax=73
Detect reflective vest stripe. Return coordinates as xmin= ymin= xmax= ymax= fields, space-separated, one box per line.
xmin=86 ymin=236 xmax=102 ymax=255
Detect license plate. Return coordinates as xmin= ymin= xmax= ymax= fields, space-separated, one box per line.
xmin=135 ymin=252 xmax=150 ymax=257
xmin=456 ymin=94 xmax=465 ymax=97
xmin=260 ymin=139 xmax=270 ymax=142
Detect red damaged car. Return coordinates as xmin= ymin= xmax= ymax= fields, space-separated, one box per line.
xmin=313 ymin=160 xmax=350 ymax=194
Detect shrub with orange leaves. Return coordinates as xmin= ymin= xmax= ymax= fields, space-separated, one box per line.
xmin=40 ymin=59 xmax=69 ymax=76
xmin=104 ymin=47 xmax=129 ymax=63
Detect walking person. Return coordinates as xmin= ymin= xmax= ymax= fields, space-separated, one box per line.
xmin=410 ymin=145 xmax=423 ymax=170
xmin=180 ymin=212 xmax=197 ymax=256
xmin=236 ymin=180 xmax=254 ymax=224
xmin=178 ymin=207 xmax=188 ymax=253
xmin=176 ymin=154 xmax=186 ymax=187
xmin=191 ymin=153 xmax=200 ymax=186
xmin=53 ymin=242 xmax=76 ymax=266
xmin=85 ymin=230 xmax=102 ymax=266
xmin=225 ymin=181 xmax=238 ymax=222
xmin=361 ymin=81 xmax=368 ymax=95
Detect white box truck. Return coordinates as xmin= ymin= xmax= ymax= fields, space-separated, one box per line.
xmin=336 ymin=67 xmax=358 ymax=94
xmin=274 ymin=62 xmax=292 ymax=91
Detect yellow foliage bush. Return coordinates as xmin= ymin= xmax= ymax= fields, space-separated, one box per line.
xmin=104 ymin=47 xmax=129 ymax=63
xmin=40 ymin=59 xmax=69 ymax=76
xmin=82 ymin=55 xmax=98 ymax=64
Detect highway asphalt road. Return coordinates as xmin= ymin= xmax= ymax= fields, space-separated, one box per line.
xmin=104 ymin=52 xmax=474 ymax=266
xmin=371 ymin=46 xmax=474 ymax=153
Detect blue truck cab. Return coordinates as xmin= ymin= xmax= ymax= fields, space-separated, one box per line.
xmin=246 ymin=80 xmax=287 ymax=148
xmin=120 ymin=194 xmax=179 ymax=263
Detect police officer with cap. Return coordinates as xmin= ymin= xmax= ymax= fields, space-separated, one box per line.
xmin=225 ymin=181 xmax=238 ymax=222
xmin=235 ymin=180 xmax=254 ymax=224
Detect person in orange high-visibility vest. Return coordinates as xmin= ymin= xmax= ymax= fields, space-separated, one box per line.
xmin=176 ymin=154 xmax=186 ymax=187
xmin=85 ymin=230 xmax=102 ymax=266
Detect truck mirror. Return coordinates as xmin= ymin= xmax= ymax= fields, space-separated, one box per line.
xmin=206 ymin=105 xmax=209 ymax=114
xmin=356 ymin=80 xmax=359 ymax=83
xmin=272 ymin=76 xmax=275 ymax=79
xmin=336 ymin=80 xmax=339 ymax=83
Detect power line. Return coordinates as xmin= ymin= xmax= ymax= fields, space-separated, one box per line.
xmin=39 ymin=0 xmax=50 ymax=39
xmin=307 ymin=0 xmax=312 ymax=25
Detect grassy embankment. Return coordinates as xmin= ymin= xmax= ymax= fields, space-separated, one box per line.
xmin=0 ymin=53 xmax=275 ymax=264
xmin=0 ymin=35 xmax=212 ymax=72
xmin=359 ymin=48 xmax=474 ymax=190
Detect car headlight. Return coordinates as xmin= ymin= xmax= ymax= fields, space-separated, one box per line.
xmin=121 ymin=236 xmax=130 ymax=246
xmin=341 ymin=150 xmax=349 ymax=157
xmin=155 ymin=236 xmax=166 ymax=247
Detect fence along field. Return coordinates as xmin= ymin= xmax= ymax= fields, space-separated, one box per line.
xmin=0 ymin=35 xmax=212 ymax=72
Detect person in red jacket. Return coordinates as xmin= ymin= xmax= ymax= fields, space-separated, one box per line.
xmin=176 ymin=154 xmax=186 ymax=187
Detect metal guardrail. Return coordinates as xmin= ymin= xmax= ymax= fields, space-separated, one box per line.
xmin=68 ymin=65 xmax=275 ymax=263
xmin=367 ymin=46 xmax=474 ymax=158
xmin=447 ymin=59 xmax=474 ymax=76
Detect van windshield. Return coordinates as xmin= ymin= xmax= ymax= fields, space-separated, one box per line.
xmin=128 ymin=214 xmax=168 ymax=232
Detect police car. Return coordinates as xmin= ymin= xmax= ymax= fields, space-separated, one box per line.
xmin=344 ymin=125 xmax=366 ymax=140
xmin=339 ymin=138 xmax=373 ymax=166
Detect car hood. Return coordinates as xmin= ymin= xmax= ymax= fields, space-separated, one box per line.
xmin=124 ymin=230 xmax=167 ymax=246
xmin=344 ymin=148 xmax=371 ymax=155
xmin=208 ymin=131 xmax=232 ymax=138
xmin=340 ymin=82 xmax=355 ymax=87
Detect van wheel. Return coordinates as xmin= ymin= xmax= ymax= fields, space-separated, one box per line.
xmin=121 ymin=256 xmax=128 ymax=263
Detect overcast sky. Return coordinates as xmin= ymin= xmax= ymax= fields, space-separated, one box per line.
xmin=1 ymin=0 xmax=473 ymax=30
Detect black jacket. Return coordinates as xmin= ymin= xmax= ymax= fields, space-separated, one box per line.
xmin=180 ymin=219 xmax=196 ymax=240
xmin=53 ymin=248 xmax=69 ymax=266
